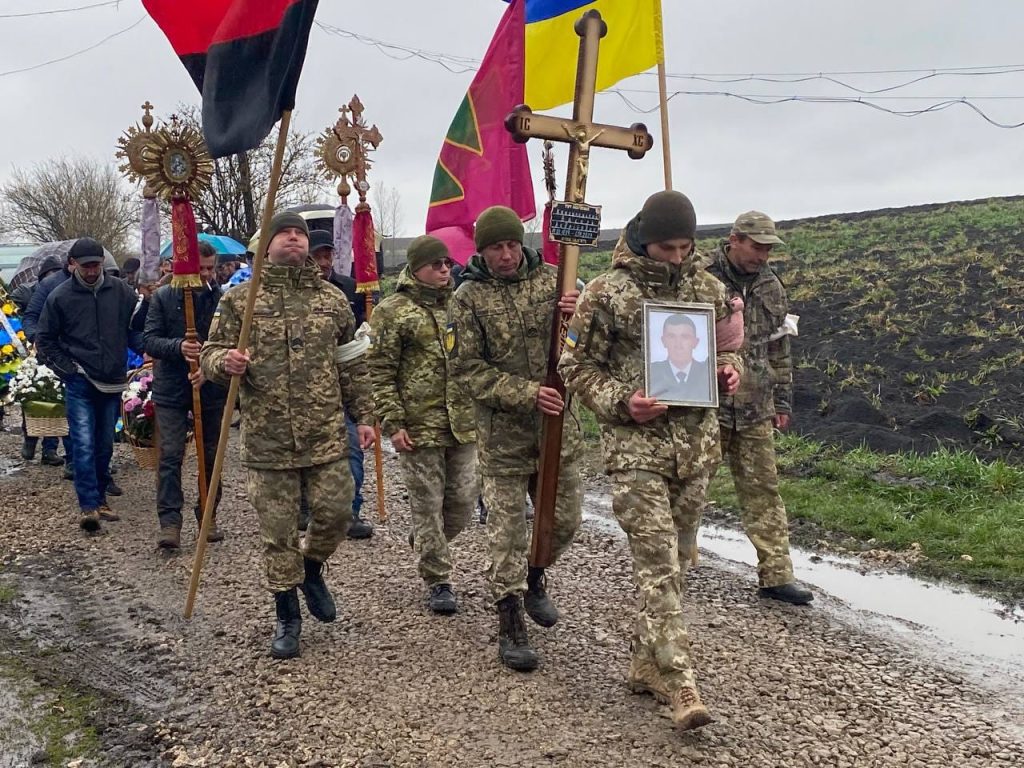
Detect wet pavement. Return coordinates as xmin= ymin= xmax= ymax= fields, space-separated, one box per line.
xmin=583 ymin=491 xmax=1024 ymax=719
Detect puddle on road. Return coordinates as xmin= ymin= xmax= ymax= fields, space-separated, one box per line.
xmin=582 ymin=492 xmax=1024 ymax=700
xmin=0 ymin=457 xmax=23 ymax=477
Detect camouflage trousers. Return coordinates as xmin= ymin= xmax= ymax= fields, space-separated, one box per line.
xmin=247 ymin=459 xmax=354 ymax=592
xmin=400 ymin=443 xmax=478 ymax=586
xmin=612 ymin=468 xmax=709 ymax=692
xmin=717 ymin=420 xmax=795 ymax=587
xmin=482 ymin=464 xmax=582 ymax=602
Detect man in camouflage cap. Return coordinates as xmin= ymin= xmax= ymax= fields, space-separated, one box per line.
xmin=702 ymin=211 xmax=812 ymax=605
xmin=559 ymin=190 xmax=743 ymax=731
xmin=201 ymin=211 xmax=376 ymax=659
xmin=448 ymin=205 xmax=581 ymax=672
xmin=368 ymin=235 xmax=477 ymax=614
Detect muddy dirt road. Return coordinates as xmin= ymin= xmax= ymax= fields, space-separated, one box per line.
xmin=1 ymin=433 xmax=1022 ymax=767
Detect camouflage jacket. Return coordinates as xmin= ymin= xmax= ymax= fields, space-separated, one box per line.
xmin=558 ymin=233 xmax=742 ymax=478
xmin=703 ymin=242 xmax=792 ymax=429
xmin=448 ymin=247 xmax=583 ymax=476
xmin=200 ymin=264 xmax=374 ymax=470
xmin=368 ymin=268 xmax=474 ymax=447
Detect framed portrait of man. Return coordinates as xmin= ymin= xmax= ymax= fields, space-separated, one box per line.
xmin=643 ymin=302 xmax=718 ymax=408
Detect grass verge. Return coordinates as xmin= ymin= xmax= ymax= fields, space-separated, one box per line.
xmin=710 ymin=433 xmax=1024 ymax=602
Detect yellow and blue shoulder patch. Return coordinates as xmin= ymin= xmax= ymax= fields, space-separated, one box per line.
xmin=444 ymin=322 xmax=457 ymax=355
xmin=565 ymin=328 xmax=579 ymax=349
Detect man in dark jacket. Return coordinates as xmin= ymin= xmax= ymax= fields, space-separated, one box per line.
xmin=144 ymin=242 xmax=228 ymax=549
xmin=36 ymin=238 xmax=143 ymax=532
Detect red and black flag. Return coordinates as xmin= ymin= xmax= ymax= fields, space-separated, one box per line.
xmin=142 ymin=0 xmax=319 ymax=158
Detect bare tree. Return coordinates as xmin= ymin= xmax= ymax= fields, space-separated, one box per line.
xmin=174 ymin=104 xmax=328 ymax=243
xmin=372 ymin=183 xmax=404 ymax=260
xmin=0 ymin=156 xmax=139 ymax=256
xmin=524 ymin=214 xmax=543 ymax=251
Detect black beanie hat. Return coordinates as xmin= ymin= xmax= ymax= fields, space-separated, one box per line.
xmin=268 ymin=211 xmax=309 ymax=242
xmin=637 ymin=191 xmax=697 ymax=245
xmin=474 ymin=206 xmax=525 ymax=251
xmin=407 ymin=235 xmax=450 ymax=273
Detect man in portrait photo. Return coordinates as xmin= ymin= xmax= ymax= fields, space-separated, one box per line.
xmin=648 ymin=313 xmax=711 ymax=403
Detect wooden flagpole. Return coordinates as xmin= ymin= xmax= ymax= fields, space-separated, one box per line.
xmin=185 ymin=111 xmax=292 ymax=619
xmin=655 ymin=0 xmax=672 ymax=190
xmin=183 ymin=287 xmax=209 ymax=532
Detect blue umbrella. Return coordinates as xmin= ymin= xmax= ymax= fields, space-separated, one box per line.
xmin=159 ymin=233 xmax=247 ymax=259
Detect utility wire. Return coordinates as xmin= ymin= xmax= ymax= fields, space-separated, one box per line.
xmin=605 ymin=89 xmax=1024 ymax=129
xmin=0 ymin=1 xmax=121 ymax=18
xmin=0 ymin=14 xmax=145 ymax=78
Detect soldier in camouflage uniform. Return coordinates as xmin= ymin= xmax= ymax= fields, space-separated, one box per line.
xmin=559 ymin=191 xmax=743 ymax=731
xmin=368 ymin=235 xmax=477 ymax=615
xmin=702 ymin=212 xmax=812 ymax=605
xmin=200 ymin=212 xmax=376 ymax=659
xmin=448 ymin=206 xmax=582 ymax=672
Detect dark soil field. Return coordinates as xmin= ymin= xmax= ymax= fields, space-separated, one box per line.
xmin=762 ymin=197 xmax=1024 ymax=459
xmin=576 ymin=195 xmax=1024 ymax=460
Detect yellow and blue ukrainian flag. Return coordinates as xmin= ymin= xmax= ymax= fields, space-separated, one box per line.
xmin=523 ymin=0 xmax=663 ymax=110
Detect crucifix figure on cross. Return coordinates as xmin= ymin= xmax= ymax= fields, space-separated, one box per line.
xmin=503 ymin=10 xmax=654 ymax=567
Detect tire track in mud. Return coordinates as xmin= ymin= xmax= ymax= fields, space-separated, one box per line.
xmin=0 ymin=552 xmax=179 ymax=713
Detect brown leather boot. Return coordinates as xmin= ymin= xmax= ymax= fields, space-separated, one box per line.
xmin=627 ymin=658 xmax=670 ymax=701
xmin=670 ymin=685 xmax=713 ymax=732
xmin=97 ymin=504 xmax=120 ymax=522
xmin=157 ymin=526 xmax=181 ymax=549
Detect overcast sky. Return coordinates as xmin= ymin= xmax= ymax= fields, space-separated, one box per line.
xmin=2 ymin=0 xmax=1024 ymax=236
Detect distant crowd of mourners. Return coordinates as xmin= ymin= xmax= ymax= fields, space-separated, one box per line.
xmin=3 ymin=192 xmax=812 ymax=732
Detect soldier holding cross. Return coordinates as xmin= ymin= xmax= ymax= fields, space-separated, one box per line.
xmin=447 ymin=207 xmax=581 ymax=672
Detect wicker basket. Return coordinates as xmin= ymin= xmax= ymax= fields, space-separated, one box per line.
xmin=24 ymin=414 xmax=69 ymax=438
xmin=131 ymin=444 xmax=159 ymax=470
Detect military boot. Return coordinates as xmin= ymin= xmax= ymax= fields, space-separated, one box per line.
xmin=627 ymin=657 xmax=671 ymax=701
xmin=496 ymin=594 xmax=538 ymax=672
xmin=270 ymin=588 xmax=302 ymax=659
xmin=428 ymin=583 xmax=458 ymax=615
xmin=524 ymin=566 xmax=560 ymax=627
xmin=299 ymin=558 xmax=336 ymax=622
xmin=670 ymin=685 xmax=713 ymax=732
xmin=759 ymin=582 xmax=813 ymax=605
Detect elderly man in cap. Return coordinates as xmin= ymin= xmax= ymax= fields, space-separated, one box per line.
xmin=447 ymin=206 xmax=581 ymax=671
xmin=369 ymin=235 xmax=476 ymax=614
xmin=305 ymin=228 xmax=373 ymax=539
xmin=201 ymin=212 xmax=375 ymax=659
xmin=35 ymin=237 xmax=144 ymax=531
xmin=703 ymin=211 xmax=812 ymax=605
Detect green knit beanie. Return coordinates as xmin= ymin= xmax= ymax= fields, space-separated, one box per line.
xmin=407 ymin=235 xmax=449 ymax=274
xmin=268 ymin=211 xmax=309 ymax=242
xmin=637 ymin=191 xmax=697 ymax=245
xmin=474 ymin=206 xmax=525 ymax=251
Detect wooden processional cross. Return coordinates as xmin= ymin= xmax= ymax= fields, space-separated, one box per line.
xmin=505 ymin=10 xmax=653 ymax=567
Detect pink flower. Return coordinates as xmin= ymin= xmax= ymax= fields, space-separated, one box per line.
xmin=124 ymin=397 xmax=142 ymax=412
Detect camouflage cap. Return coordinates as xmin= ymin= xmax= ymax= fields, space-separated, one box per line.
xmin=732 ymin=211 xmax=784 ymax=245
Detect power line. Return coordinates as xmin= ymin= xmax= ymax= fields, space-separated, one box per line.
xmin=0 ymin=15 xmax=146 ymax=78
xmin=0 ymin=1 xmax=121 ymax=19
xmin=314 ymin=22 xmax=479 ymax=74
xmin=605 ymin=89 xmax=1024 ymax=129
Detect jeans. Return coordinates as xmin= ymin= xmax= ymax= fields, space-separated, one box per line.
xmin=346 ymin=415 xmax=364 ymax=514
xmin=155 ymin=402 xmax=224 ymax=529
xmin=64 ymin=375 xmax=120 ymax=511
